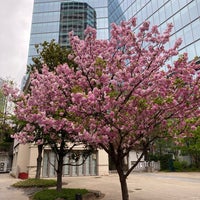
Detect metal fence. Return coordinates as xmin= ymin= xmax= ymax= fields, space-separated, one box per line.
xmin=109 ymin=161 xmax=160 ymax=174
xmin=132 ymin=161 xmax=160 ymax=172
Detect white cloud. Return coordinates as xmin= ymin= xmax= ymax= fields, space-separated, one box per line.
xmin=0 ymin=0 xmax=34 ymax=88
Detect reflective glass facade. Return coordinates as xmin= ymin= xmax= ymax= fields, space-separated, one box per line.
xmin=108 ymin=0 xmax=200 ymax=61
xmin=28 ymin=0 xmax=200 ymax=65
xmin=28 ymin=0 xmax=108 ymax=64
xmin=59 ymin=2 xmax=96 ymax=47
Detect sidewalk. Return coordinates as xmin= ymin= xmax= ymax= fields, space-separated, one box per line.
xmin=63 ymin=172 xmax=200 ymax=200
xmin=0 ymin=173 xmax=28 ymax=200
xmin=1 ymin=172 xmax=200 ymax=200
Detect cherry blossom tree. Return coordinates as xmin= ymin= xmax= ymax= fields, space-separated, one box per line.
xmin=4 ymin=18 xmax=200 ymax=199
xmin=5 ymin=40 xmax=78 ymax=180
xmin=68 ymin=18 xmax=200 ymax=200
xmin=25 ymin=40 xmax=77 ymax=179
xmin=3 ymin=66 xmax=92 ymax=191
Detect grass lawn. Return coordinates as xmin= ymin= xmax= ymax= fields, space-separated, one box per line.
xmin=12 ymin=178 xmax=89 ymax=200
xmin=12 ymin=178 xmax=57 ymax=188
xmin=32 ymin=188 xmax=88 ymax=200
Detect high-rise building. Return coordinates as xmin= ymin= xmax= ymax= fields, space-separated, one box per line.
xmin=27 ymin=0 xmax=108 ymax=65
xmin=28 ymin=0 xmax=200 ymax=65
xmin=108 ymin=0 xmax=200 ymax=62
xmin=59 ymin=2 xmax=96 ymax=47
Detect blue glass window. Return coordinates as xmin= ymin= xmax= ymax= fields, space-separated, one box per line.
xmin=191 ymin=19 xmax=200 ymax=41
xmin=173 ymin=13 xmax=182 ymax=32
xmin=97 ymin=18 xmax=108 ymax=29
xmin=188 ymin=1 xmax=199 ymax=21
xmin=183 ymin=25 xmax=193 ymax=46
xmin=186 ymin=44 xmax=196 ymax=60
xmin=171 ymin=0 xmax=180 ymax=14
xmin=194 ymin=40 xmax=200 ymax=57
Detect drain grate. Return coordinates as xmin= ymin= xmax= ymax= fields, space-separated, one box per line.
xmin=134 ymin=188 xmax=142 ymax=190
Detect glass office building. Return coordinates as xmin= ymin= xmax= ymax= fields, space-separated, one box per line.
xmin=28 ymin=0 xmax=108 ymax=65
xmin=59 ymin=2 xmax=96 ymax=47
xmin=28 ymin=0 xmax=200 ymax=64
xmin=108 ymin=0 xmax=200 ymax=61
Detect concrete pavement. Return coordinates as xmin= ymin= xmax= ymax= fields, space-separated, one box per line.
xmin=1 ymin=172 xmax=200 ymax=200
xmin=63 ymin=172 xmax=200 ymax=200
xmin=0 ymin=173 xmax=28 ymax=200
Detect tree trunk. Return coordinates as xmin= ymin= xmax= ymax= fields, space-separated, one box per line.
xmin=106 ymin=143 xmax=130 ymax=200
xmin=56 ymin=136 xmax=65 ymax=192
xmin=35 ymin=144 xmax=43 ymax=179
xmin=117 ymin=166 xmax=129 ymax=200
xmin=56 ymin=153 xmax=64 ymax=192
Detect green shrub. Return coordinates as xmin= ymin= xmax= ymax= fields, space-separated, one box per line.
xmin=12 ymin=178 xmax=57 ymax=188
xmin=173 ymin=160 xmax=188 ymax=172
xmin=159 ymin=154 xmax=174 ymax=171
xmin=187 ymin=165 xmax=200 ymax=172
xmin=33 ymin=188 xmax=88 ymax=200
xmin=149 ymin=154 xmax=159 ymax=162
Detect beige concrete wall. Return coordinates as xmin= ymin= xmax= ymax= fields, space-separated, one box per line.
xmin=11 ymin=148 xmax=18 ymax=177
xmin=128 ymin=150 xmax=144 ymax=168
xmin=98 ymin=149 xmax=109 ymax=176
xmin=28 ymin=147 xmax=109 ymax=178
xmin=27 ymin=144 xmax=39 ymax=178
xmin=11 ymin=143 xmax=30 ymax=178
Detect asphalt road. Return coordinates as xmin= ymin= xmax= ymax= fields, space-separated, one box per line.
xmin=1 ymin=172 xmax=200 ymax=200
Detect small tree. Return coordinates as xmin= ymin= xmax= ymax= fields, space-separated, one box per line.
xmin=3 ymin=65 xmax=92 ymax=191
xmin=27 ymin=39 xmax=76 ymax=74
xmin=25 ymin=40 xmax=77 ymax=179
xmin=0 ymin=84 xmax=16 ymax=149
xmin=0 ymin=118 xmax=14 ymax=152
xmin=178 ymin=126 xmax=200 ymax=168
xmin=68 ymin=18 xmax=200 ymax=200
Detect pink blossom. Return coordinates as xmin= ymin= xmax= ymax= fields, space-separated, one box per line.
xmin=4 ymin=19 xmax=200 ymax=186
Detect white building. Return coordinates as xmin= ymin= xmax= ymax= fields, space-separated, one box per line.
xmin=11 ymin=142 xmax=109 ymax=178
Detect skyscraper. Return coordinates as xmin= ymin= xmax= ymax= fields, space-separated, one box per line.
xmin=27 ymin=0 xmax=108 ymax=65
xmin=108 ymin=0 xmax=200 ymax=62
xmin=26 ymin=0 xmax=200 ymax=86
xmin=59 ymin=2 xmax=96 ymax=47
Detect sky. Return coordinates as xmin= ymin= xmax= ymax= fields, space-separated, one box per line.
xmin=0 ymin=0 xmax=34 ymax=88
